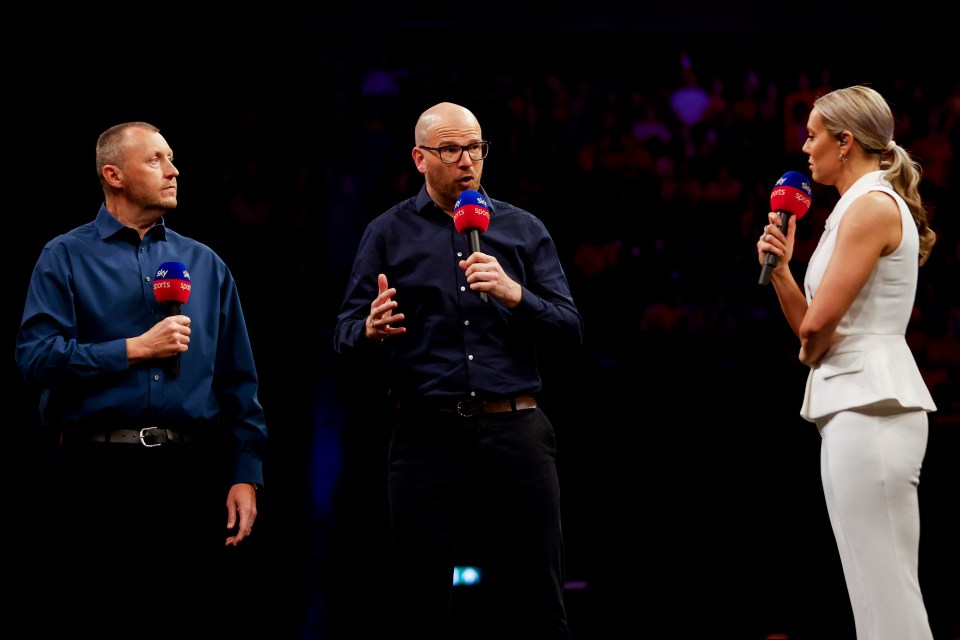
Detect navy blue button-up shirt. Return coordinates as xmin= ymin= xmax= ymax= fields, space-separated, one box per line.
xmin=16 ymin=204 xmax=267 ymax=485
xmin=334 ymin=186 xmax=583 ymax=401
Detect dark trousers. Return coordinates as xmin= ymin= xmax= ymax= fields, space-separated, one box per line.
xmin=387 ymin=405 xmax=572 ymax=640
xmin=49 ymin=436 xmax=228 ymax=639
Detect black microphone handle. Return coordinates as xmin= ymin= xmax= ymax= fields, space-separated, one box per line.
xmin=166 ymin=301 xmax=182 ymax=376
xmin=467 ymin=229 xmax=489 ymax=302
xmin=758 ymin=210 xmax=794 ymax=285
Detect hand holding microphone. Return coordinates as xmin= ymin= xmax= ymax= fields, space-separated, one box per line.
xmin=758 ymin=171 xmax=813 ymax=285
xmin=152 ymin=261 xmax=192 ymax=376
xmin=454 ymin=189 xmax=491 ymax=302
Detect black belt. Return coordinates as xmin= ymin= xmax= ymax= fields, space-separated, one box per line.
xmin=71 ymin=427 xmax=195 ymax=447
xmin=399 ymin=395 xmax=538 ymax=418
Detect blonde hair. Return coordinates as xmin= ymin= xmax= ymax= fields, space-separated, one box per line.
xmin=95 ymin=122 xmax=160 ymax=191
xmin=814 ymin=85 xmax=936 ymax=265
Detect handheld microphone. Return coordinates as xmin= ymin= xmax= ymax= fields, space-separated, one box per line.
xmin=153 ymin=261 xmax=191 ymax=376
xmin=453 ymin=189 xmax=491 ymax=302
xmin=759 ymin=171 xmax=813 ymax=285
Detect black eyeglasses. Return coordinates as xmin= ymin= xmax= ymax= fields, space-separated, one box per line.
xmin=419 ymin=140 xmax=490 ymax=164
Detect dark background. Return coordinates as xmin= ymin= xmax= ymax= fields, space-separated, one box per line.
xmin=7 ymin=9 xmax=959 ymax=639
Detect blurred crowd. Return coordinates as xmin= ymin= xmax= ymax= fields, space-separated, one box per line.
xmin=10 ymin=31 xmax=958 ymax=637
xmin=205 ymin=46 xmax=959 ymax=428
xmin=203 ymin=46 xmax=959 ymax=636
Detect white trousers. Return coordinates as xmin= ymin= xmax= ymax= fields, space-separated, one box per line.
xmin=817 ymin=406 xmax=933 ymax=640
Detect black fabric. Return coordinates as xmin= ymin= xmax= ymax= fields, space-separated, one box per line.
xmin=47 ymin=435 xmax=231 ymax=639
xmin=386 ymin=406 xmax=572 ymax=639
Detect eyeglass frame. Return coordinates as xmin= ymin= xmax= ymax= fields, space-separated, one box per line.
xmin=418 ymin=140 xmax=490 ymax=164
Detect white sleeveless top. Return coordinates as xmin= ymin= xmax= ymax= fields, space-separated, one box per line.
xmin=800 ymin=171 xmax=936 ymax=421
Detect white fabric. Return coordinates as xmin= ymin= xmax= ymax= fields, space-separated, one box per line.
xmin=801 ymin=171 xmax=936 ymax=421
xmin=818 ymin=408 xmax=933 ymax=640
xmin=804 ymin=170 xmax=936 ymax=639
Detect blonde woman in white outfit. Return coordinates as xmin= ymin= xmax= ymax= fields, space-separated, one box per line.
xmin=757 ymin=85 xmax=938 ymax=640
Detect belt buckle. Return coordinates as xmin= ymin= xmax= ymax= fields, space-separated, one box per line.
xmin=456 ymin=400 xmax=474 ymax=418
xmin=139 ymin=427 xmax=163 ymax=448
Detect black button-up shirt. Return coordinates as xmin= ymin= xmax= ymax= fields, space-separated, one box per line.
xmin=334 ymin=186 xmax=583 ymax=401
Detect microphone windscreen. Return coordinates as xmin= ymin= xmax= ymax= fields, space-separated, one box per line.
xmin=770 ymin=171 xmax=813 ymax=219
xmin=453 ymin=189 xmax=491 ymax=234
xmin=153 ymin=261 xmax=192 ymax=305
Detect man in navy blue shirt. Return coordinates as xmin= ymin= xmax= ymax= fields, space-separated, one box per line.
xmin=16 ymin=122 xmax=268 ymax=639
xmin=335 ymin=102 xmax=583 ymax=638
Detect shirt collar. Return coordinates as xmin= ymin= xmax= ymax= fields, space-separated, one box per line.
xmin=95 ymin=203 xmax=168 ymax=241
xmin=415 ymin=185 xmax=438 ymax=215
xmin=414 ymin=184 xmax=496 ymax=217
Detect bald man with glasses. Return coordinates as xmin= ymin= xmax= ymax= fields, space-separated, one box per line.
xmin=335 ymin=102 xmax=583 ymax=639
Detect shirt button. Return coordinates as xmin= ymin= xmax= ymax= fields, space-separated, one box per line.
xmin=470 ymin=391 xmax=476 ymax=397
xmin=457 ymin=251 xmax=464 ymax=258
xmin=464 ymin=320 xmax=470 ymax=326
xmin=468 ymin=354 xmax=474 ymax=360
xmin=145 ymin=276 xmax=151 ymax=282
xmin=154 ymin=374 xmax=160 ymax=381
xmin=460 ymin=286 xmax=466 ymax=292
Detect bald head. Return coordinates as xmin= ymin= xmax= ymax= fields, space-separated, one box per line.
xmin=412 ymin=102 xmax=486 ymax=212
xmin=415 ymin=102 xmax=481 ymax=146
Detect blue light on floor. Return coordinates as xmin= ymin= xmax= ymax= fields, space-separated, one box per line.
xmin=453 ymin=566 xmax=482 ymax=586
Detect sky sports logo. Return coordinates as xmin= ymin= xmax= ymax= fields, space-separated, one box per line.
xmin=455 ymin=194 xmax=487 ymax=209
xmin=156 ymin=266 xmax=190 ymax=280
xmin=153 ymin=261 xmax=192 ymax=303
xmin=153 ymin=280 xmax=191 ymax=292
xmin=770 ymin=186 xmax=812 ymax=210
xmin=453 ymin=206 xmax=490 ymax=221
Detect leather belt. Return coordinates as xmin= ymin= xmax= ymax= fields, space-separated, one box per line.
xmin=83 ymin=427 xmax=192 ymax=447
xmin=440 ymin=395 xmax=538 ymax=418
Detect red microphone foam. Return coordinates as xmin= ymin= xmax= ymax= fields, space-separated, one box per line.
xmin=153 ymin=261 xmax=192 ymax=305
xmin=769 ymin=171 xmax=813 ymax=219
xmin=453 ymin=189 xmax=490 ymax=234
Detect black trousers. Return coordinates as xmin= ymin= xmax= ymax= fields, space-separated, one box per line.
xmin=48 ymin=435 xmax=229 ymax=640
xmin=387 ymin=405 xmax=573 ymax=640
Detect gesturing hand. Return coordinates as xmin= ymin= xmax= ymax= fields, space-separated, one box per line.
xmin=366 ymin=273 xmax=407 ymax=341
